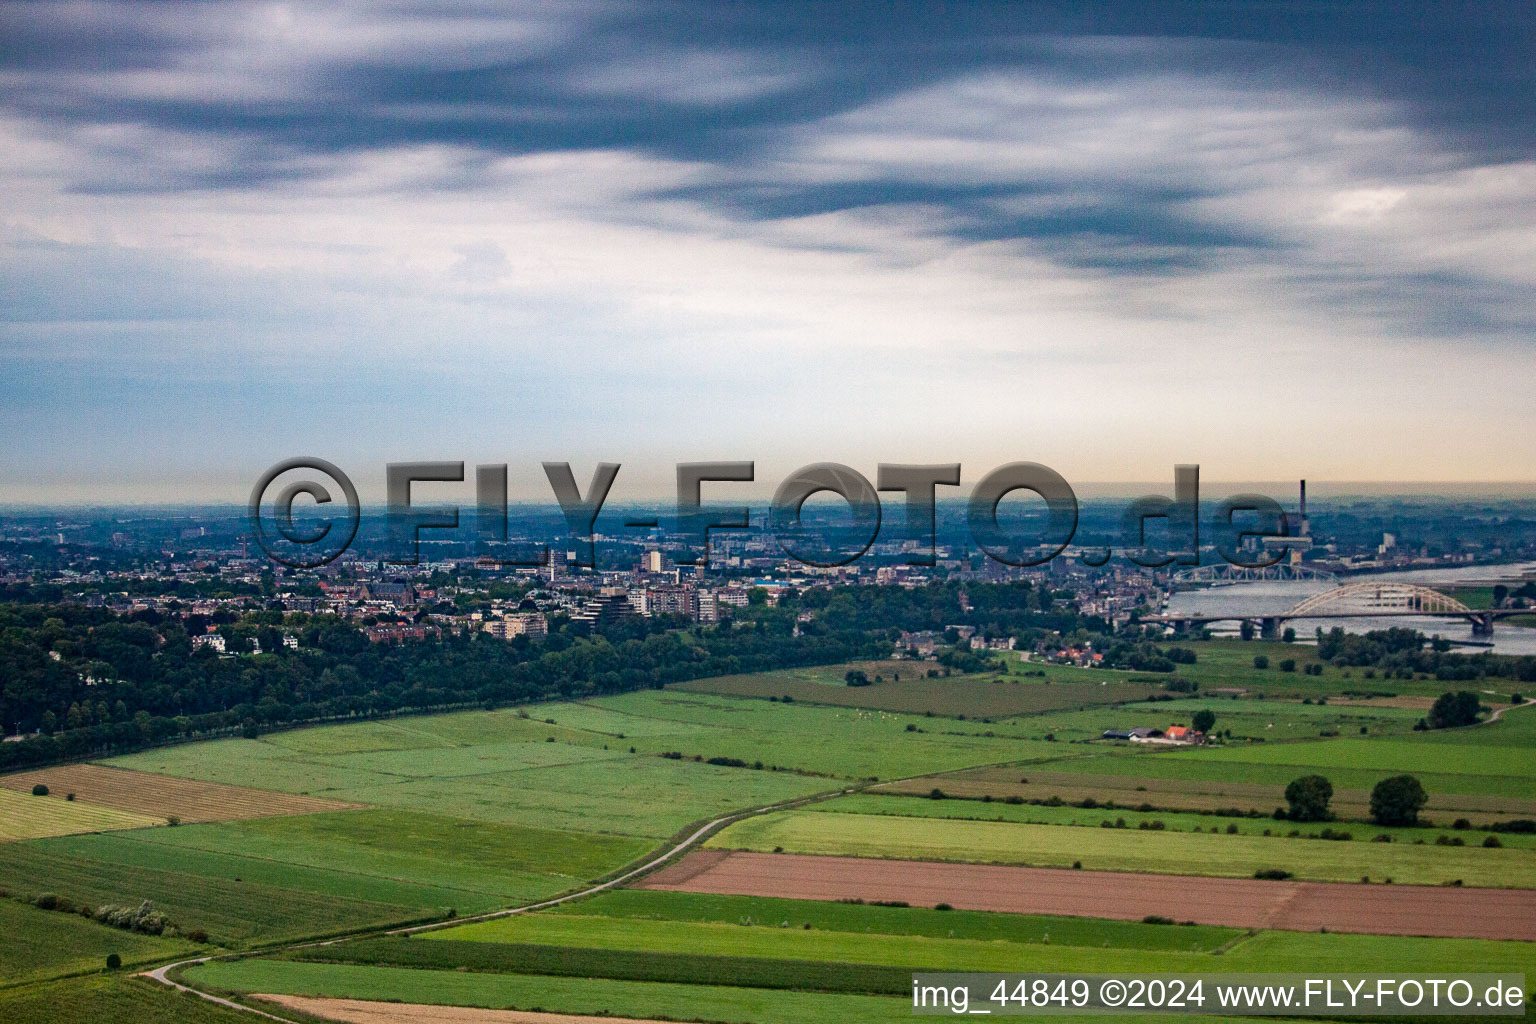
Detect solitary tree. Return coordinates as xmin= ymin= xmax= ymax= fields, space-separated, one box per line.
xmin=1191 ymin=709 xmax=1217 ymax=734
xmin=1253 ymin=655 xmax=1269 ymax=669
xmin=1284 ymin=774 xmax=1334 ymax=822
xmin=844 ymin=670 xmax=871 ymax=687
xmin=1427 ymin=691 xmax=1482 ymax=730
xmin=1370 ymin=774 xmax=1428 ymax=826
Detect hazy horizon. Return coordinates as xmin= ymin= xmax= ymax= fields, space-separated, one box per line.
xmin=5 ymin=478 xmax=1536 ymax=511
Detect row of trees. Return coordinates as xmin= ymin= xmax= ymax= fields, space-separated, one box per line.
xmin=1316 ymin=627 xmax=1536 ymax=682
xmin=1283 ymin=773 xmax=1429 ymax=826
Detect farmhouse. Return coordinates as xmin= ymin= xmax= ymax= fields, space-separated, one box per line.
xmin=1100 ymin=725 xmax=1205 ymax=745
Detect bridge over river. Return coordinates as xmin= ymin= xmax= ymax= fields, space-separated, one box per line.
xmin=1146 ymin=580 xmax=1525 ymax=637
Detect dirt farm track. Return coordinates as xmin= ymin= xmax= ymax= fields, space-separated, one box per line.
xmin=641 ymin=851 xmax=1536 ymax=941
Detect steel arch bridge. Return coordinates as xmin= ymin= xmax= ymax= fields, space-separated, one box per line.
xmin=1146 ymin=580 xmax=1515 ymax=636
xmin=1287 ymin=581 xmax=1473 ymax=618
xmin=1172 ymin=564 xmax=1336 ymax=584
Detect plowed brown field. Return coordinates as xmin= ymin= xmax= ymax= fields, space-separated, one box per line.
xmin=641 ymin=850 xmax=1536 ymax=941
xmin=0 ymin=764 xmax=359 ymax=822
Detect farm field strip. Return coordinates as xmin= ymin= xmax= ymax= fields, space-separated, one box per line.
xmin=1028 ymin=751 xmax=1536 ymax=800
xmin=107 ymin=742 xmax=830 ymax=839
xmin=0 ymin=976 xmax=266 ymax=1024
xmin=281 ymin=935 xmax=917 ymax=995
xmin=670 ymin=670 xmax=1160 ymax=718
xmin=1193 ymin=737 xmax=1535 ymax=777
xmin=0 ymin=764 xmax=360 ymax=822
xmin=0 ymin=840 xmax=430 ymax=944
xmin=1014 ymin=700 xmax=1428 ymax=743
xmin=644 ymin=850 xmax=1536 ymax=943
xmin=707 ymin=810 xmax=1536 ymax=889
xmin=99 ymin=689 xmax=1100 ymax=838
xmin=30 ymin=831 xmax=503 ymax=914
xmin=815 ymin=793 xmax=1536 ymax=846
xmin=0 ymin=787 xmax=160 ymax=841
xmin=552 ymin=889 xmax=1244 ymax=951
xmin=251 ymin=994 xmax=674 ymax=1024
xmin=419 ymin=914 xmax=1214 ymax=971
xmin=882 ymin=764 xmax=1536 ymax=818
xmin=426 ymin=912 xmax=1114 ymax=971
xmin=112 ymin=809 xmax=651 ymax=897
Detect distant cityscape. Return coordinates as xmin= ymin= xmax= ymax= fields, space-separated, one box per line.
xmin=2 ymin=489 xmax=1532 ymax=659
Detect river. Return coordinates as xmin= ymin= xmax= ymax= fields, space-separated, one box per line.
xmin=1161 ymin=563 xmax=1536 ymax=655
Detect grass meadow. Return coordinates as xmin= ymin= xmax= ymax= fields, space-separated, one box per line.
xmin=0 ymin=898 xmax=197 ymax=986
xmin=0 ymin=977 xmax=260 ymax=1024
xmin=672 ymin=663 xmax=1160 ymax=718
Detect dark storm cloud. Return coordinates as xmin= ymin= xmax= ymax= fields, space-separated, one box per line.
xmin=0 ymin=1 xmax=1532 ymax=325
xmin=5 ymin=2 xmax=1531 ymax=157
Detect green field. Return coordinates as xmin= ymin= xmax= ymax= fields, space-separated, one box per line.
xmin=817 ymin=792 xmax=1536 ymax=847
xmin=551 ymin=889 xmax=1243 ymax=949
xmin=104 ymin=690 xmax=1069 ymax=822
xmin=1402 ymin=702 xmax=1536 ymax=746
xmin=1012 ymin=696 xmax=1427 ymax=743
xmin=0 ymin=898 xmax=197 ymax=986
xmin=0 ymin=977 xmax=252 ymax=1024
xmin=1198 ymin=737 xmax=1533 ymax=777
xmin=0 ymin=838 xmax=436 ymax=946
xmin=282 ymin=935 xmax=917 ymax=995
xmin=1009 ymin=639 xmax=1515 ymax=701
xmin=673 ymin=663 xmax=1160 ymax=717
xmin=1037 ymin=747 xmax=1536 ymax=801
xmin=709 ymin=809 xmax=1536 ymax=887
xmin=425 ymin=913 xmax=1224 ymax=969
xmin=103 ymin=809 xmax=651 ymax=902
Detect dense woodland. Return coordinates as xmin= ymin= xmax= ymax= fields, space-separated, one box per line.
xmin=0 ymin=581 xmax=1079 ymax=770
xmin=0 ymin=605 xmax=890 ymax=772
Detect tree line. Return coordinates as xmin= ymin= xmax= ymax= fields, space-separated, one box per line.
xmin=0 ymin=602 xmax=887 ymax=771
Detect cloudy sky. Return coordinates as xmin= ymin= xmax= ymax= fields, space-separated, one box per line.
xmin=2 ymin=1 xmax=1533 ymax=503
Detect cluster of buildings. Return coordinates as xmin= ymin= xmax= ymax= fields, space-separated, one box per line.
xmin=1099 ymin=725 xmax=1206 ymax=745
xmin=896 ymin=626 xmax=1016 ymax=658
xmin=190 ymin=632 xmax=299 ymax=654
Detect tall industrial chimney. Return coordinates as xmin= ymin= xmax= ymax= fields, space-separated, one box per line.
xmin=1299 ymin=479 xmax=1309 ymax=536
